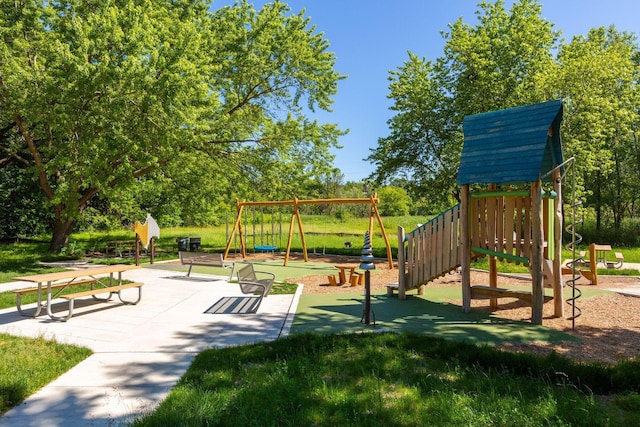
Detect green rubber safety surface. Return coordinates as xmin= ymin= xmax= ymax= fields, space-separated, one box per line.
xmin=291 ymin=287 xmax=578 ymax=346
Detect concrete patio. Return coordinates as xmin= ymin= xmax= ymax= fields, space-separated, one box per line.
xmin=0 ymin=265 xmax=301 ymax=426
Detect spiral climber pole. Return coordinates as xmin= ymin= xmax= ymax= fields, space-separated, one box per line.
xmin=562 ymin=158 xmax=582 ymax=330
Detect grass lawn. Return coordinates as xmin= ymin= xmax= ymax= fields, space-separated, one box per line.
xmin=131 ymin=332 xmax=640 ymax=427
xmin=0 ymin=333 xmax=92 ymax=414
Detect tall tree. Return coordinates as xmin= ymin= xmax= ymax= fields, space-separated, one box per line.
xmin=368 ymin=0 xmax=559 ymax=211
xmin=441 ymin=0 xmax=559 ymax=116
xmin=368 ymin=53 xmax=460 ymax=212
xmin=0 ymin=0 xmax=344 ymax=251
xmin=554 ymin=27 xmax=640 ymax=229
xmin=376 ymin=185 xmax=412 ymax=216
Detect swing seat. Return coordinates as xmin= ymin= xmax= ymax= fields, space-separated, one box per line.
xmin=254 ymin=245 xmax=278 ymax=253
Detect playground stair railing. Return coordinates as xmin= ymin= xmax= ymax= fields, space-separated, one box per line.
xmin=397 ymin=204 xmax=462 ymax=298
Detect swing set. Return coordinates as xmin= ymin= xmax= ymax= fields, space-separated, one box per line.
xmin=223 ymin=195 xmax=394 ymax=269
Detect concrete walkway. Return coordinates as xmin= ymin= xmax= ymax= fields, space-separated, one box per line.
xmin=0 ymin=266 xmax=301 ymax=426
xmin=605 ymin=262 xmax=640 ymax=296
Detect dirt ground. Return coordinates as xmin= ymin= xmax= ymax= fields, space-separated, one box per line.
xmin=259 ymin=253 xmax=640 ymax=365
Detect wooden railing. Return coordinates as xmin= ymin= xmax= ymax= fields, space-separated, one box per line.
xmin=398 ymin=204 xmax=462 ymax=295
xmin=397 ymin=191 xmax=555 ymax=298
xmin=470 ymin=190 xmax=555 ymax=264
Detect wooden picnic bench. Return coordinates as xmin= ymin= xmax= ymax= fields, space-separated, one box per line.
xmin=179 ymin=251 xmax=235 ymax=280
xmin=334 ymin=264 xmax=359 ymax=285
xmin=13 ymin=264 xmax=142 ymax=321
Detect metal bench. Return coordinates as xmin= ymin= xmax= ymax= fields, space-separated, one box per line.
xmin=235 ymin=264 xmax=276 ymax=313
xmin=179 ymin=251 xmax=235 ymax=280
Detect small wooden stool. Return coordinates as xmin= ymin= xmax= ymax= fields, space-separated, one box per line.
xmin=328 ymin=275 xmax=338 ymax=286
xmin=349 ymin=273 xmax=360 ymax=286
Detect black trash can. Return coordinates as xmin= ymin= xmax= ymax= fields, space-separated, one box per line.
xmin=176 ymin=237 xmax=188 ymax=252
xmin=189 ymin=237 xmax=201 ymax=252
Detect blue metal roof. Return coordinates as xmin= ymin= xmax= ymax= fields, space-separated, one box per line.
xmin=457 ymin=100 xmax=564 ymax=185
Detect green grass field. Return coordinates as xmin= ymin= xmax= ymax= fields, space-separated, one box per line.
xmin=131 ymin=332 xmax=640 ymax=427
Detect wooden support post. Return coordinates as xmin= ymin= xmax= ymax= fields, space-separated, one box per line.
xmin=552 ymin=168 xmax=564 ymax=317
xmin=223 ymin=200 xmax=245 ymax=260
xmin=284 ymin=197 xmax=309 ymax=266
xmin=238 ymin=203 xmax=246 ymax=258
xmin=371 ymin=194 xmax=394 ymax=269
xmin=296 ymin=199 xmax=309 ymax=263
xmin=461 ymin=184 xmax=472 ymax=312
xmin=368 ymin=204 xmax=375 ymax=243
xmin=489 ymin=256 xmax=498 ymax=308
xmin=285 ymin=201 xmax=297 ymax=267
xmin=135 ymin=234 xmax=140 ymax=266
xmin=488 ymin=184 xmax=498 ymax=308
xmin=397 ymin=226 xmax=407 ymax=300
xmin=531 ymin=180 xmax=544 ymax=325
xmin=587 ymin=243 xmax=599 ymax=285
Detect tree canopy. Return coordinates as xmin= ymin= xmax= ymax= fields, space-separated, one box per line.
xmin=369 ymin=0 xmax=640 ymax=225
xmin=555 ymin=27 xmax=640 ymax=228
xmin=0 ymin=0 xmax=345 ymax=250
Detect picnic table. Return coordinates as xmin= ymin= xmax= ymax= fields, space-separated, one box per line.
xmin=104 ymin=240 xmax=139 ymax=257
xmin=13 ymin=264 xmax=142 ymax=321
xmin=591 ymin=244 xmax=612 ymax=267
xmin=578 ymin=243 xmax=624 ymax=286
xmin=334 ymin=264 xmax=361 ymax=285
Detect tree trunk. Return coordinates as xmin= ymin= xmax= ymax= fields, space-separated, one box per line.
xmin=595 ymin=171 xmax=602 ymax=230
xmin=613 ymin=148 xmax=623 ymax=229
xmin=48 ymin=214 xmax=76 ymax=253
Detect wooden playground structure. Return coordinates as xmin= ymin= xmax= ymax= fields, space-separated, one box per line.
xmin=223 ymin=195 xmax=394 ymax=269
xmin=397 ymin=100 xmax=567 ymax=325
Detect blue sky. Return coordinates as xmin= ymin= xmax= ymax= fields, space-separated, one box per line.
xmin=212 ymin=0 xmax=639 ymax=182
